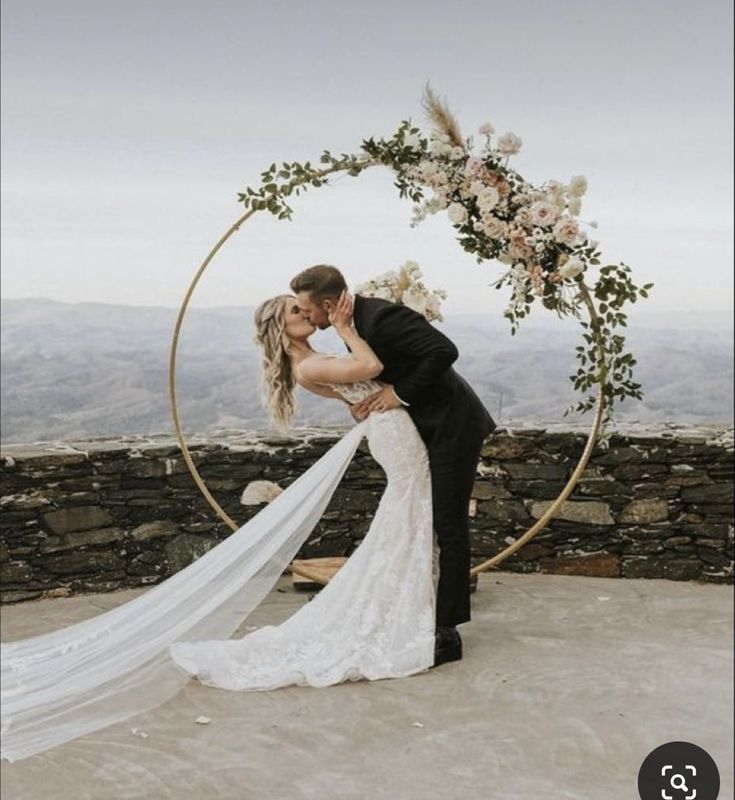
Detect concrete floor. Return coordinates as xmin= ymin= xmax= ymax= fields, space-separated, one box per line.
xmin=1 ymin=572 xmax=732 ymax=800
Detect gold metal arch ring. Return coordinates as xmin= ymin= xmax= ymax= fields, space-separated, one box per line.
xmin=168 ymin=159 xmax=606 ymax=586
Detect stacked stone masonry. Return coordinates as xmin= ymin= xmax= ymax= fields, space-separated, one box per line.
xmin=1 ymin=423 xmax=732 ymax=603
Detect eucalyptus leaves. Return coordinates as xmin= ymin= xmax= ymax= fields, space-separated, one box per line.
xmin=236 ymin=101 xmax=652 ymax=443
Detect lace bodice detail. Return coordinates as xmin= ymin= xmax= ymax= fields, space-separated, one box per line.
xmin=315 ymin=354 xmax=385 ymax=404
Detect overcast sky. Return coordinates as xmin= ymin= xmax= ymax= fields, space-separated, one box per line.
xmin=1 ymin=0 xmax=732 ymax=318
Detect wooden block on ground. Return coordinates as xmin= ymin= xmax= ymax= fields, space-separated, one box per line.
xmin=291 ymin=557 xmax=349 ymax=590
xmin=291 ymin=558 xmax=480 ymax=593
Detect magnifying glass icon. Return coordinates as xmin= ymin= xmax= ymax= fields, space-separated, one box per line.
xmin=670 ymin=774 xmax=688 ymax=791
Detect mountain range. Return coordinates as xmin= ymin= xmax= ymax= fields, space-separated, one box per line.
xmin=1 ymin=298 xmax=732 ymax=444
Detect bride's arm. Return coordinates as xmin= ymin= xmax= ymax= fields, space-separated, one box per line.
xmin=296 ymin=292 xmax=383 ymax=385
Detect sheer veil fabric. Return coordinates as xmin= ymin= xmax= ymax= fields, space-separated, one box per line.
xmin=1 ymin=373 xmax=438 ymax=762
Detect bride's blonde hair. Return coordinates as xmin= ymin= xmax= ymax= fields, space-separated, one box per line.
xmin=253 ymin=295 xmax=297 ymax=430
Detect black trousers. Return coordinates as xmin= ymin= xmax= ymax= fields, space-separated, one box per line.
xmin=429 ymin=435 xmax=486 ymax=628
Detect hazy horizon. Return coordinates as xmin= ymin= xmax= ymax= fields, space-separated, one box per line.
xmin=1 ymin=0 xmax=732 ymax=317
xmin=2 ymin=294 xmax=732 ymax=329
xmin=2 ymin=296 xmax=732 ymax=444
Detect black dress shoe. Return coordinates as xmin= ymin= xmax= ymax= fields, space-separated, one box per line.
xmin=431 ymin=626 xmax=462 ymax=668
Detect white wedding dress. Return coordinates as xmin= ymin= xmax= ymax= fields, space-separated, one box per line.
xmin=168 ymin=370 xmax=439 ymax=690
xmin=1 ymin=364 xmax=438 ymax=762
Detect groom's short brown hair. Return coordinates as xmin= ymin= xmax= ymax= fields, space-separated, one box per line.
xmin=290 ymin=265 xmax=347 ymax=302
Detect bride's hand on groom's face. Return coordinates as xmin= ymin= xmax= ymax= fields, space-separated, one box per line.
xmin=327 ymin=290 xmax=353 ymax=330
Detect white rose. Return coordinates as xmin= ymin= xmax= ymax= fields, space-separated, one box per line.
xmin=476 ymin=186 xmax=500 ymax=212
xmin=450 ymin=145 xmax=466 ymax=160
xmin=529 ymin=200 xmax=558 ymax=227
xmin=403 ymin=132 xmax=423 ymax=150
xmin=496 ymin=132 xmax=522 ymax=156
xmin=558 ymin=257 xmax=585 ymax=279
xmin=568 ymin=197 xmax=582 ymax=216
xmin=429 ymin=138 xmax=453 ymax=156
xmin=568 ymin=175 xmax=588 ymax=197
xmin=402 ymin=288 xmax=429 ymax=318
xmin=553 ymin=217 xmax=581 ymax=246
xmin=447 ymin=202 xmax=468 ymax=225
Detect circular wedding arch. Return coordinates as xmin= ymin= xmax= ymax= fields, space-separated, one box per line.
xmin=167 ymin=153 xmax=608 ymax=587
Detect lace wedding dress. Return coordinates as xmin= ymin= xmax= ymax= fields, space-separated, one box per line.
xmin=1 ymin=363 xmax=438 ymax=762
xmin=168 ymin=368 xmax=439 ymax=690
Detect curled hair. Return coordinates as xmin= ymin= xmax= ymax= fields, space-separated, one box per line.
xmin=253 ymin=295 xmax=297 ymax=430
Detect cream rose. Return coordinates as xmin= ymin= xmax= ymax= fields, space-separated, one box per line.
xmin=496 ymin=132 xmax=522 ymax=156
xmin=465 ymin=157 xmax=484 ymax=177
xmin=553 ymin=217 xmax=581 ymax=246
xmin=476 ymin=186 xmax=500 ymax=212
xmin=480 ymin=215 xmax=508 ymax=239
xmin=568 ymin=175 xmax=588 ymax=197
xmin=529 ymin=200 xmax=558 ymax=227
xmin=402 ymin=288 xmax=429 ymax=318
xmin=508 ymin=227 xmax=533 ymax=259
xmin=418 ymin=160 xmax=438 ymax=178
xmin=447 ymin=202 xmax=468 ymax=225
xmin=425 ymin=294 xmax=442 ymax=318
xmin=558 ymin=257 xmax=585 ymax=279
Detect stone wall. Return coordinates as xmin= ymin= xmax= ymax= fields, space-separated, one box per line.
xmin=1 ymin=423 xmax=732 ymax=603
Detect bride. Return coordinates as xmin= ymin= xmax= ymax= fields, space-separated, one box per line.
xmin=167 ymin=289 xmax=439 ymax=689
xmin=0 ymin=289 xmax=439 ymax=762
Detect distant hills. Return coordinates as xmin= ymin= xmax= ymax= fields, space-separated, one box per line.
xmin=1 ymin=298 xmax=732 ymax=444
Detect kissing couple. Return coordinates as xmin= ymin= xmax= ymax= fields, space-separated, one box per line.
xmin=169 ymin=263 xmax=497 ymax=686
xmin=0 ymin=264 xmax=497 ymax=762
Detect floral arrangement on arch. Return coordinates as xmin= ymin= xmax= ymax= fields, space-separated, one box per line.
xmin=405 ymin=126 xmax=595 ymax=291
xmin=237 ymin=86 xmax=654 ymax=443
xmin=355 ymin=260 xmax=448 ymax=322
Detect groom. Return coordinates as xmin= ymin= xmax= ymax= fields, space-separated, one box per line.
xmin=291 ymin=265 xmax=497 ymax=668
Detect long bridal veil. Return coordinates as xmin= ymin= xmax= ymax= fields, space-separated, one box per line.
xmin=0 ymin=422 xmax=367 ymax=763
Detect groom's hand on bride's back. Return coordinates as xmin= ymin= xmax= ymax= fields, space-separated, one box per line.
xmin=349 ymin=403 xmax=368 ymax=422
xmin=352 ymin=386 xmax=403 ymax=417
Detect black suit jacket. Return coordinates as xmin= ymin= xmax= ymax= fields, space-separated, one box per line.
xmin=350 ymin=294 xmax=496 ymax=462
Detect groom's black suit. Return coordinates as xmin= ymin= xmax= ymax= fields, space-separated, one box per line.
xmin=350 ymin=294 xmax=497 ymax=627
